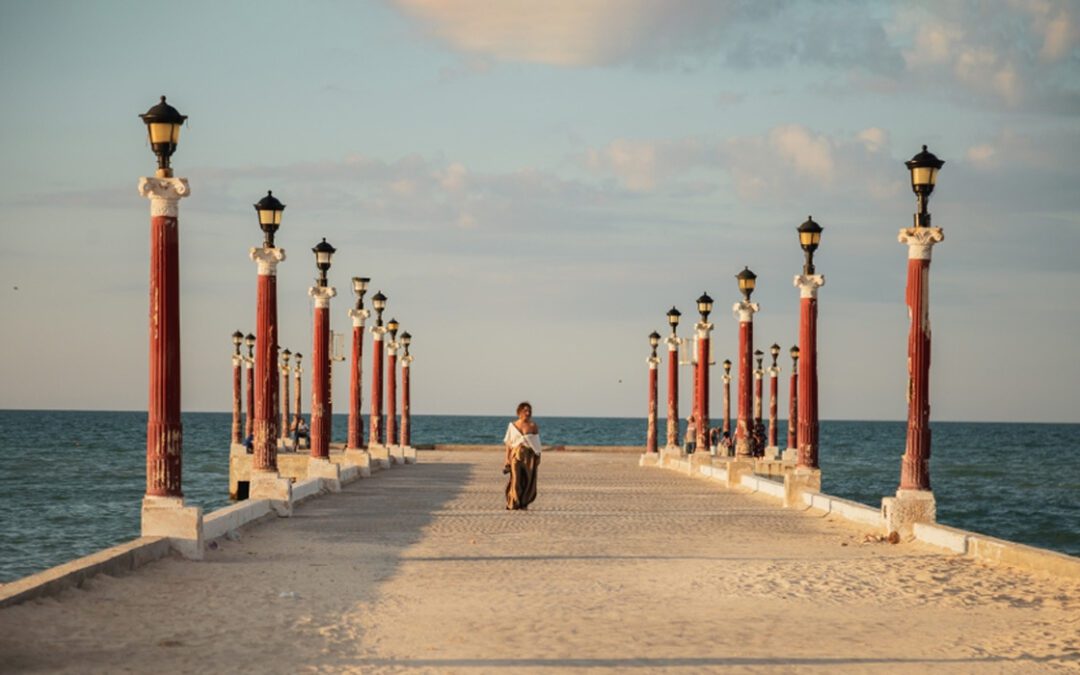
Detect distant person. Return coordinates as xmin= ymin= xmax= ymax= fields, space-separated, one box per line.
xmin=684 ymin=414 xmax=697 ymax=454
xmin=503 ymin=401 xmax=541 ymax=510
xmin=752 ymin=420 xmax=766 ymax=457
xmin=243 ymin=433 xmax=254 ymax=454
xmin=719 ymin=431 xmax=733 ymax=457
xmin=294 ymin=417 xmax=310 ymax=449
xmin=709 ymin=427 xmax=720 ymax=455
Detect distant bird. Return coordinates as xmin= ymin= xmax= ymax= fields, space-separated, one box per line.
xmin=12 ymin=286 xmax=18 ymax=291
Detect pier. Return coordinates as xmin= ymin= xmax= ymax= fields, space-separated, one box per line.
xmin=2 ymin=449 xmax=1079 ymax=672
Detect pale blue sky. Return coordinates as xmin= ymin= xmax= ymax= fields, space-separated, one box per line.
xmin=1 ymin=0 xmax=1078 ymax=422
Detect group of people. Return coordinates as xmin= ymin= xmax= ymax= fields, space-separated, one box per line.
xmin=681 ymin=414 xmax=766 ymax=456
xmin=241 ymin=417 xmax=309 ymax=453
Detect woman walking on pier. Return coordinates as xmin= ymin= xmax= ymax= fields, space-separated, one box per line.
xmin=504 ymin=401 xmax=542 ymax=510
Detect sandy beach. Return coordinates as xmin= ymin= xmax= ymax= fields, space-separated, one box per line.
xmin=1 ymin=450 xmax=1078 ymax=674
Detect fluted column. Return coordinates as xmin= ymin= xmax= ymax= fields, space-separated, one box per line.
xmin=646 ymin=353 xmax=660 ymax=453
xmin=898 ymin=227 xmax=943 ymax=490
xmin=768 ymin=364 xmax=780 ymax=449
xmin=369 ymin=325 xmax=386 ymax=447
xmin=139 ymin=176 xmax=190 ymax=498
xmin=279 ymin=353 xmax=291 ymax=445
xmin=245 ymin=353 xmax=255 ymax=439
xmin=401 ymin=353 xmax=413 ymax=447
xmin=795 ymin=274 xmax=825 ymax=469
xmin=309 ymin=285 xmax=336 ymax=459
xmin=733 ymin=300 xmax=758 ymax=458
xmin=722 ymin=371 xmax=731 ymax=436
xmin=387 ymin=339 xmax=399 ymax=447
xmin=293 ymin=357 xmax=303 ymax=432
xmin=665 ymin=335 xmax=680 ymax=449
xmin=346 ymin=308 xmax=369 ymax=449
xmin=250 ymin=246 xmax=286 ymax=472
xmin=231 ymin=354 xmax=242 ymax=445
xmin=695 ymin=322 xmax=713 ymax=451
xmin=787 ymin=358 xmax=798 ymax=453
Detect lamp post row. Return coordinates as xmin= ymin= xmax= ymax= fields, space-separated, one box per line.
xmin=137 ymin=97 xmax=418 ymax=551
xmin=644 ymin=144 xmax=947 ymax=529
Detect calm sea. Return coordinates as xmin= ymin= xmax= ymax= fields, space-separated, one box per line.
xmin=0 ymin=410 xmax=1077 ymax=582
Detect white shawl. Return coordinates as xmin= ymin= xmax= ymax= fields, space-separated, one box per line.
xmin=504 ymin=422 xmax=542 ymax=455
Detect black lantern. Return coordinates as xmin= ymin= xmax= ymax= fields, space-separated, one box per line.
xmin=790 ymin=345 xmax=799 ymax=364
xmin=770 ymin=343 xmax=780 ymax=367
xmin=232 ymin=330 xmax=243 ymax=355
xmin=312 ymin=238 xmax=336 ymax=286
xmin=371 ymin=291 xmax=387 ymax=325
xmin=254 ymin=191 xmax=285 ymax=248
xmin=905 ymin=145 xmax=945 ymax=228
xmin=401 ymin=332 xmax=412 ymax=356
xmin=294 ymin=352 xmax=303 ymax=370
xmin=755 ymin=349 xmax=764 ymax=371
xmin=649 ymin=330 xmax=661 ymax=358
xmin=387 ymin=318 xmax=400 ymax=341
xmin=244 ymin=333 xmax=256 ymax=358
xmin=352 ymin=277 xmax=370 ymax=309
xmin=666 ymin=306 xmax=681 ymax=335
xmin=736 ymin=267 xmax=757 ymax=302
xmin=723 ymin=358 xmax=732 ymax=375
xmin=696 ymin=292 xmax=714 ymax=322
xmin=282 ymin=349 xmax=291 ymax=366
xmin=139 ymin=96 xmax=186 ymax=174
xmin=797 ymin=216 xmax=823 ymax=275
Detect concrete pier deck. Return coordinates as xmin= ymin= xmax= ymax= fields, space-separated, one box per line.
xmin=2 ymin=451 xmax=1078 ymax=673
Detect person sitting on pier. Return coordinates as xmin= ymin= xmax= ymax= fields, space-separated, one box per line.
xmin=719 ymin=431 xmax=733 ymax=457
xmin=503 ymin=401 xmax=541 ymax=511
xmin=293 ymin=417 xmax=310 ymax=450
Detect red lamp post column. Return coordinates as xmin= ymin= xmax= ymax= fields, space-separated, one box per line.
xmin=646 ymin=332 xmax=661 ymax=454
xmin=292 ymin=353 xmax=303 ymax=435
xmin=721 ymin=359 xmax=732 ymax=437
xmin=733 ymin=268 xmax=758 ymax=459
xmin=231 ymin=331 xmax=243 ymax=445
xmin=786 ymin=347 xmax=799 ymax=457
xmin=753 ymin=350 xmax=764 ymax=456
xmin=307 ymin=239 xmax=344 ymax=489
xmin=664 ymin=307 xmax=681 ymax=450
xmin=250 ymin=246 xmax=285 ymax=472
xmin=884 ymin=146 xmax=946 ymax=534
xmin=694 ymin=293 xmax=714 ymax=454
xmin=279 ymin=350 xmax=291 ymax=448
xmin=795 ymin=274 xmax=824 ymax=469
xmin=386 ymin=318 xmax=400 ymax=451
xmin=400 ymin=332 xmax=415 ymax=461
xmin=244 ymin=334 xmax=255 ymax=440
xmin=137 ymin=96 xmax=201 ymax=556
xmin=346 ymin=278 xmax=370 ymax=450
xmin=767 ymin=344 xmax=780 ymax=455
xmin=368 ymin=292 xmax=388 ymax=450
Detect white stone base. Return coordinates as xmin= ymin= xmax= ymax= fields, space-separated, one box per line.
xmin=882 ymin=489 xmax=936 ymax=537
xmin=308 ymin=457 xmax=342 ymax=492
xmin=249 ymin=471 xmax=293 ymax=517
xmin=402 ymin=446 xmax=417 ymax=464
xmin=783 ymin=467 xmax=822 ymax=508
xmin=763 ymin=446 xmax=779 ymax=460
xmin=781 ymin=448 xmax=798 ymax=463
xmin=368 ymin=445 xmax=391 ymax=468
xmin=342 ymin=449 xmax=372 ymax=477
xmin=638 ymin=453 xmax=660 ymax=467
xmin=389 ymin=445 xmax=405 ymax=464
xmin=725 ymin=459 xmax=754 ymax=488
xmin=141 ymin=496 xmax=203 ymax=560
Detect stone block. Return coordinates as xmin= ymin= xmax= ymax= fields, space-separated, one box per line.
xmin=781 ymin=448 xmax=798 ymax=463
xmin=141 ymin=496 xmax=203 ymax=560
xmin=250 ymin=472 xmax=293 ymax=517
xmin=341 ymin=449 xmax=373 ymax=477
xmin=762 ymin=446 xmax=779 ymax=460
xmin=882 ymin=489 xmax=936 ymax=537
xmin=308 ymin=457 xmax=342 ymax=492
xmin=389 ymin=445 xmax=405 ymax=464
xmin=725 ymin=460 xmax=754 ymax=488
xmin=638 ymin=453 xmax=660 ymax=467
xmin=403 ymin=446 xmax=418 ymax=464
xmin=368 ymin=445 xmax=391 ymax=468
xmin=783 ymin=467 xmax=821 ymax=508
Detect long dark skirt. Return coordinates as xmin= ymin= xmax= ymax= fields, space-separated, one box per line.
xmin=505 ymin=445 xmax=540 ymax=510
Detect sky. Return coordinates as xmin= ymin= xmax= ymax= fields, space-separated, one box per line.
xmin=1 ymin=0 xmax=1078 ymax=422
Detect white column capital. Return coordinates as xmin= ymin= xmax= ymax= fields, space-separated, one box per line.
xmin=371 ymin=325 xmax=387 ymax=340
xmin=647 ymin=355 xmax=661 ymax=368
xmin=768 ymin=366 xmax=781 ymax=377
xmin=899 ymin=227 xmax=944 ymax=260
xmin=722 ymin=374 xmax=731 ymax=385
xmin=138 ymin=176 xmax=190 ymax=217
xmin=244 ymin=357 xmax=254 ymax=369
xmin=387 ymin=341 xmax=400 ymax=355
xmin=754 ymin=369 xmax=763 ymax=381
xmin=402 ymin=354 xmax=414 ymax=366
xmin=348 ymin=307 xmax=371 ymax=327
xmin=250 ymin=247 xmax=286 ymax=275
xmin=309 ymin=285 xmax=337 ymax=308
xmin=733 ymin=301 xmax=759 ymax=323
xmin=232 ymin=355 xmax=242 ymax=368
xmin=793 ymin=274 xmax=825 ymax=299
xmin=695 ymin=321 xmax=714 ymax=339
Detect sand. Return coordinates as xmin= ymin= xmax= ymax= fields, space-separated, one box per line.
xmin=1 ymin=450 xmax=1078 ymax=674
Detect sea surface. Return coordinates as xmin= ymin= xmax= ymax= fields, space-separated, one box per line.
xmin=1 ymin=410 xmax=1077 ymax=583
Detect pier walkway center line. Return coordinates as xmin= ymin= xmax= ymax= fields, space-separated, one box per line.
xmin=1 ymin=451 xmax=1078 ymax=673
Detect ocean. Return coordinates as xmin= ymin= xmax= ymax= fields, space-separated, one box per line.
xmin=0 ymin=410 xmax=1077 ymax=583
